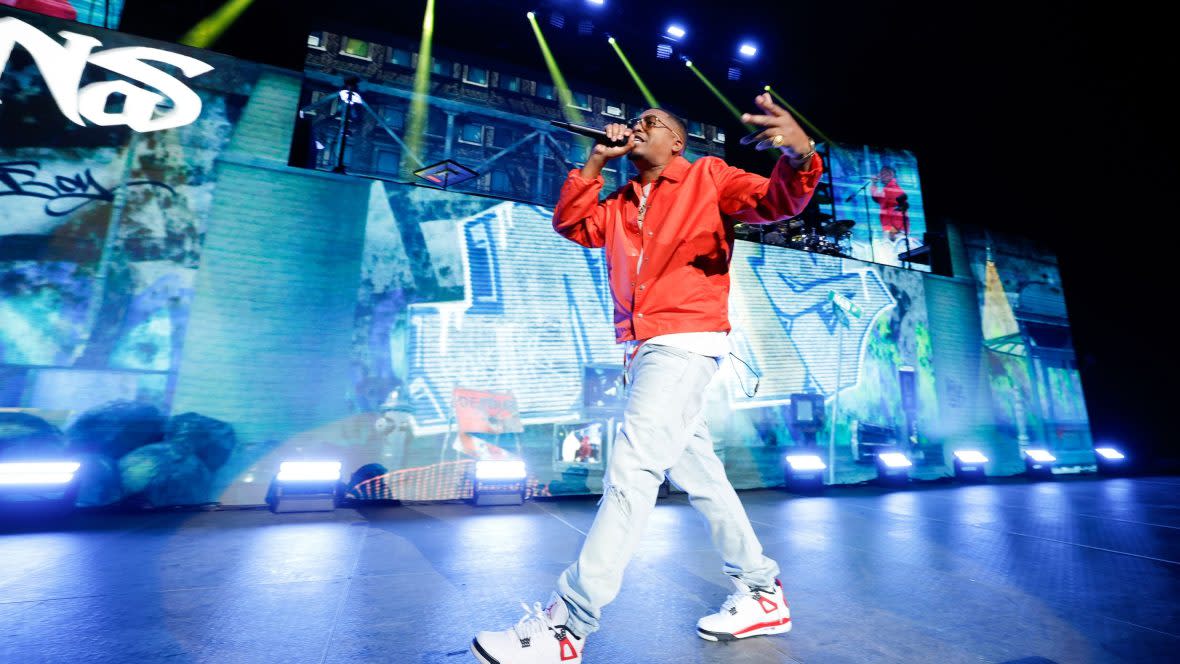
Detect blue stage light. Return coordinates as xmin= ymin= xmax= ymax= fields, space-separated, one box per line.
xmin=878 ymin=452 xmax=912 ymax=469
xmin=270 ymin=461 xmax=342 ymax=513
xmin=476 ymin=460 xmax=526 ymax=480
xmin=0 ymin=461 xmax=81 ymax=485
xmin=1094 ymin=446 xmax=1128 ymax=475
xmin=786 ymin=454 xmax=826 ymax=472
xmin=277 ymin=461 xmax=342 ymax=481
xmin=1024 ymin=449 xmax=1056 ymax=479
xmin=784 ymin=454 xmax=826 ymax=492
xmin=666 ymin=25 xmax=686 ymax=39
xmin=875 ymin=451 xmax=912 ymax=486
xmin=738 ymin=43 xmax=758 ymax=57
xmin=0 ymin=461 xmax=82 ymax=516
xmin=474 ymin=460 xmax=528 ymax=506
xmin=954 ymin=450 xmax=988 ymax=464
xmin=656 ymin=44 xmax=672 ymax=59
xmin=953 ymin=450 xmax=988 ymax=482
xmin=587 ymin=0 xmax=605 ymax=5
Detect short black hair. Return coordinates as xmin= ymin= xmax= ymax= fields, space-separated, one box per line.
xmin=650 ymin=108 xmax=686 ymax=145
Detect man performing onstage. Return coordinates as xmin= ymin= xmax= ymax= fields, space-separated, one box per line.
xmin=471 ymin=94 xmax=822 ymax=664
xmin=870 ymin=165 xmax=909 ymax=241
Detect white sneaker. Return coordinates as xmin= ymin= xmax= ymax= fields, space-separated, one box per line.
xmin=472 ymin=592 xmax=584 ymax=663
xmin=697 ymin=577 xmax=792 ymax=641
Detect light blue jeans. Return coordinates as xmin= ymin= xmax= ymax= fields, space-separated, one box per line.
xmin=555 ymin=343 xmax=781 ymax=637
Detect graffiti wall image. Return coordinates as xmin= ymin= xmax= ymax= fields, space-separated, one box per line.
xmin=1 ymin=12 xmax=267 ymax=506
xmin=961 ymin=227 xmax=1092 ymax=469
xmin=344 ymin=190 xmax=951 ymax=494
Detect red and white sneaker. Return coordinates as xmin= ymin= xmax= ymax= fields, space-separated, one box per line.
xmin=696 ymin=577 xmax=792 ymax=641
xmin=472 ymin=593 xmax=584 ymax=664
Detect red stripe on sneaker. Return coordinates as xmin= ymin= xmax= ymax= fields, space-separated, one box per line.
xmin=559 ymin=636 xmax=578 ymax=661
xmin=732 ymin=617 xmax=791 ymax=636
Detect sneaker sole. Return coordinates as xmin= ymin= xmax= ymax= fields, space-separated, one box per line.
xmin=698 ymin=619 xmax=792 ymax=642
xmin=470 ymin=638 xmax=502 ymax=664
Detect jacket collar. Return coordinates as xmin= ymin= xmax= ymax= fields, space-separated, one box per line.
xmin=627 ymin=155 xmax=689 ymax=198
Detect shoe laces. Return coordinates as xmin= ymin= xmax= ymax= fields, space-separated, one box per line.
xmin=512 ymin=601 xmax=557 ymax=640
xmin=720 ymin=583 xmax=771 ymax=612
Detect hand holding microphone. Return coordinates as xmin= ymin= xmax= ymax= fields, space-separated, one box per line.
xmin=593 ymin=122 xmax=636 ymax=160
xmin=550 ymin=120 xmax=634 ymax=161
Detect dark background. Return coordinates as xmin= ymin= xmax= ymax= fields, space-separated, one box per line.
xmin=119 ymin=0 xmax=1177 ymax=467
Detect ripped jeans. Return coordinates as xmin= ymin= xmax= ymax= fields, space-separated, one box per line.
xmin=555 ymin=343 xmax=781 ymax=637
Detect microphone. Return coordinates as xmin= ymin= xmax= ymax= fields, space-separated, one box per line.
xmin=550 ymin=120 xmax=628 ymax=147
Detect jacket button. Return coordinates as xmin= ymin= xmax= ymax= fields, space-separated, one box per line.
xmin=636 ymin=313 xmax=644 ymax=318
xmin=647 ymin=231 xmax=653 ymax=236
xmin=638 ymin=285 xmax=645 ymax=290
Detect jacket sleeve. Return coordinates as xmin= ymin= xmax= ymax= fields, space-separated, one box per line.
xmin=714 ymin=153 xmax=824 ymax=224
xmin=552 ymin=169 xmax=608 ymax=248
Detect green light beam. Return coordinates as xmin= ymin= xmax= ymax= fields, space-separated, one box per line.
xmin=405 ymin=0 xmax=436 ymax=167
xmin=527 ymin=13 xmax=584 ymax=124
xmin=687 ymin=62 xmax=747 ymax=126
xmin=179 ymin=0 xmax=256 ymax=48
xmin=607 ymin=37 xmax=659 ymax=108
xmin=763 ymin=85 xmax=833 ymax=146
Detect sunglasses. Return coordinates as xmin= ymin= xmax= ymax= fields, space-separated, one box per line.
xmin=626 ymin=114 xmax=683 ymax=142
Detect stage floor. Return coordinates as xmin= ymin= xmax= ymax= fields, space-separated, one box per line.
xmin=2 ymin=477 xmax=1178 ymax=663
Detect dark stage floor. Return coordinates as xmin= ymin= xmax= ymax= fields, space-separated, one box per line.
xmin=2 ymin=477 xmax=1178 ymax=663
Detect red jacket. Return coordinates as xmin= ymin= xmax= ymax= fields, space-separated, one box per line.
xmin=553 ymin=153 xmax=823 ymax=343
xmin=870 ymin=178 xmax=909 ymax=234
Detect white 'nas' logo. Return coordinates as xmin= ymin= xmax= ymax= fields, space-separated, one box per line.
xmin=0 ymin=17 xmax=214 ymax=133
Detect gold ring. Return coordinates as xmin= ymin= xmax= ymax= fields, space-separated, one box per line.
xmin=770 ymin=134 xmax=784 ymax=147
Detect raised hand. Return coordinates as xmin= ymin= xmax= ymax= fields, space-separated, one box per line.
xmin=740 ymin=93 xmax=811 ymax=157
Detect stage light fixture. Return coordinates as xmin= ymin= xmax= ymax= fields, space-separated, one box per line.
xmin=783 ymin=454 xmax=826 ymax=492
xmin=875 ymin=451 xmax=912 ymax=485
xmin=739 ymin=42 xmax=758 ymax=57
xmin=656 ymin=44 xmax=672 ymax=59
xmin=1094 ymin=447 xmax=1128 ymax=475
xmin=269 ymin=460 xmax=341 ymax=513
xmin=607 ymin=35 xmax=615 ymax=44
xmin=587 ymin=0 xmax=605 ymax=5
xmin=728 ymin=67 xmax=742 ymax=81
xmin=666 ymin=25 xmax=686 ymax=39
xmin=527 ymin=11 xmax=536 ymax=20
xmin=474 ymin=459 xmax=528 ymax=506
xmin=1024 ymin=448 xmax=1056 ymax=479
xmin=0 ymin=461 xmax=82 ymax=516
xmin=0 ymin=461 xmax=81 ymax=486
xmin=684 ymin=59 xmax=693 ymax=68
xmin=952 ymin=450 xmax=988 ymax=482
